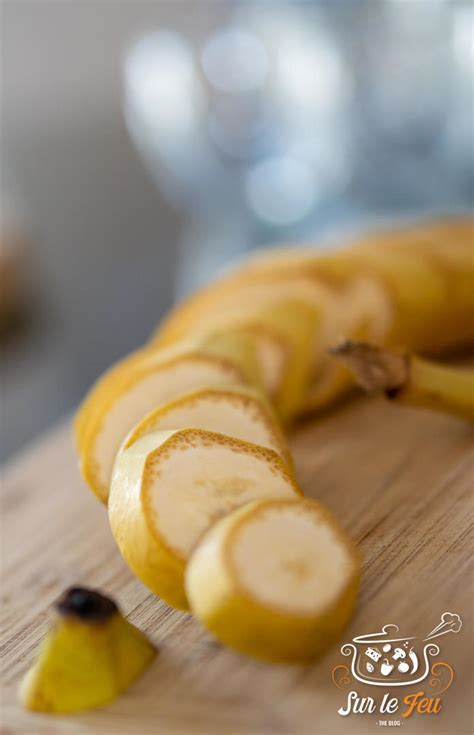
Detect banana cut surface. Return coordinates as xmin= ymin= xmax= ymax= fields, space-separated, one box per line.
xmin=123 ymin=384 xmax=291 ymax=466
xmin=186 ymin=498 xmax=361 ymax=663
xmin=109 ymin=429 xmax=301 ymax=609
xmin=77 ymin=344 xmax=250 ymax=503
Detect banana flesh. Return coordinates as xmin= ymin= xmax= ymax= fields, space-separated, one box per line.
xmin=108 ymin=428 xmax=301 ymax=609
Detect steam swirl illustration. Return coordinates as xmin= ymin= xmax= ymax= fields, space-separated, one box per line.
xmin=424 ymin=612 xmax=462 ymax=641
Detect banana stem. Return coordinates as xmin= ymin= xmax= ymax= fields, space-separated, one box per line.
xmin=331 ymin=340 xmax=474 ymax=422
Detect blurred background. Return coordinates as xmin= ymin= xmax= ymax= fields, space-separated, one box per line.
xmin=1 ymin=0 xmax=473 ymax=462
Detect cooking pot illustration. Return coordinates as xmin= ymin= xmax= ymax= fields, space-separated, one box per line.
xmin=340 ymin=612 xmax=462 ymax=687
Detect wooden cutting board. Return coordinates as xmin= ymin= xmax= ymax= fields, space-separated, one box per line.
xmin=1 ymin=396 xmax=473 ymax=735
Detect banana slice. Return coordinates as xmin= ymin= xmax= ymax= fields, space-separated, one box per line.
xmin=154 ymin=285 xmax=326 ymax=421
xmin=74 ymin=345 xmax=152 ymax=450
xmin=186 ymin=498 xmax=361 ymax=663
xmin=191 ymin=321 xmax=290 ymax=400
xmin=123 ymin=385 xmax=291 ymax=467
xmin=187 ymin=300 xmax=319 ymax=422
xmin=254 ymin=300 xmax=319 ymax=421
xmin=155 ymin=217 xmax=474 ymax=370
xmin=108 ymin=429 xmax=301 ymax=610
xmin=232 ymin=323 xmax=288 ymax=398
xmin=20 ymin=587 xmax=156 ymax=713
xmin=153 ymin=273 xmax=331 ymax=351
xmin=153 ymin=272 xmax=390 ymax=420
xmin=76 ymin=331 xmax=261 ymax=452
xmin=76 ymin=340 xmax=254 ymax=504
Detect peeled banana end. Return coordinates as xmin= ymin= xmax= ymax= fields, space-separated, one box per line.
xmin=19 ymin=587 xmax=156 ymax=714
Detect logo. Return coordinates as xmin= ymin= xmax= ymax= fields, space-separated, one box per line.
xmin=332 ymin=612 xmax=462 ymax=721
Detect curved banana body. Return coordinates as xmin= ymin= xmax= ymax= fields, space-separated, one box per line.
xmin=72 ymin=217 xmax=473 ymax=663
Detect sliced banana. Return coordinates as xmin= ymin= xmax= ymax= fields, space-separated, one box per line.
xmin=249 ymin=300 xmax=319 ymax=422
xmin=186 ymin=497 xmax=361 ymax=663
xmin=77 ymin=341 xmax=253 ymax=504
xmin=189 ymin=320 xmax=290 ymax=401
xmin=74 ymin=345 xmax=152 ymax=450
xmin=155 ymin=292 xmax=323 ymax=421
xmin=235 ymin=323 xmax=288 ymax=398
xmin=191 ymin=299 xmax=319 ymax=422
xmin=123 ymin=385 xmax=291 ymax=467
xmin=109 ymin=429 xmax=301 ymax=610
xmin=153 ymin=269 xmax=391 ymax=420
xmin=153 ymin=273 xmax=330 ymax=351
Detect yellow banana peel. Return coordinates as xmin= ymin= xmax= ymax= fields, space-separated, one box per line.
xmin=19 ymin=587 xmax=156 ymax=713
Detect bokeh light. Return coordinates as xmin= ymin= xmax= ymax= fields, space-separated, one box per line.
xmin=245 ymin=156 xmax=318 ymax=226
xmin=201 ymin=29 xmax=268 ymax=93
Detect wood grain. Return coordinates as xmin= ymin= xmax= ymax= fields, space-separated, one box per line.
xmin=1 ymin=396 xmax=473 ymax=734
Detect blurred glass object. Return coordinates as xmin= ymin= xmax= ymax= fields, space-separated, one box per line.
xmin=446 ymin=5 xmax=474 ymax=175
xmin=201 ymin=29 xmax=268 ymax=93
xmin=124 ymin=0 xmax=473 ymax=298
xmin=125 ymin=31 xmax=210 ymax=211
xmin=244 ymin=156 xmax=318 ymax=226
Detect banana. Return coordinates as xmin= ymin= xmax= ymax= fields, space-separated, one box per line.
xmin=185 ymin=498 xmax=361 ymax=663
xmin=152 ymin=218 xmax=474 ymax=417
xmin=122 ymin=384 xmax=291 ymax=467
xmin=173 ymin=298 xmax=320 ymax=422
xmin=228 ymin=322 xmax=288 ymax=398
xmin=75 ymin=331 xmax=262 ymax=454
xmin=238 ymin=216 xmax=474 ymax=278
xmin=19 ymin=587 xmax=155 ymax=713
xmin=175 ymin=298 xmax=320 ymax=419
xmin=75 ymin=345 xmax=152 ymax=449
xmin=71 ymin=216 xmax=474 ymax=667
xmin=76 ymin=337 xmax=256 ymax=504
xmin=331 ymin=340 xmax=474 ymax=422
xmin=151 ymin=273 xmax=333 ymax=353
xmin=153 ymin=282 xmax=348 ymax=419
xmin=256 ymin=300 xmax=319 ymax=422
xmin=108 ymin=429 xmax=302 ymax=610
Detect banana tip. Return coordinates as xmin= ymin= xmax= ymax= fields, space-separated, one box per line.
xmin=56 ymin=587 xmax=118 ymax=622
